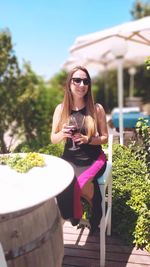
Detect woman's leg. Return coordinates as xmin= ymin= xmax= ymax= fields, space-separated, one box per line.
xmin=90 ymin=163 xmax=107 ymax=233
xmin=56 ymin=178 xmax=75 ymax=220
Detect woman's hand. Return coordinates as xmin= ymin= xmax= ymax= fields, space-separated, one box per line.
xmin=61 ymin=123 xmax=72 ymax=139
xmin=73 ymin=133 xmax=89 ymax=145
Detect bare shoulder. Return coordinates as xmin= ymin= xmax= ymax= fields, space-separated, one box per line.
xmin=54 ymin=103 xmax=63 ymax=115
xmin=55 ymin=103 xmax=62 ymax=111
xmin=95 ymin=103 xmax=105 ymax=115
xmin=52 ymin=103 xmax=63 ymax=123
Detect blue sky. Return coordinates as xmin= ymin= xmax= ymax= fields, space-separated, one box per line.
xmin=1 ymin=0 xmax=136 ymax=80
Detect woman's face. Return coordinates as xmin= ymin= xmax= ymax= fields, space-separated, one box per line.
xmin=70 ymin=70 xmax=89 ymax=99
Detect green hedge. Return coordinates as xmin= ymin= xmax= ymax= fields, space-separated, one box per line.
xmin=112 ymin=144 xmax=150 ymax=251
xmin=38 ymin=143 xmax=64 ymax=157
xmin=14 ymin=141 xmax=64 ymax=157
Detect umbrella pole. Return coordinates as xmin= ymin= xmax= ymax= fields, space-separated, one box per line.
xmin=117 ymin=58 xmax=124 ymax=145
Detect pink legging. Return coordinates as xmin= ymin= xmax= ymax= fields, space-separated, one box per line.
xmin=74 ymin=152 xmax=106 ymax=219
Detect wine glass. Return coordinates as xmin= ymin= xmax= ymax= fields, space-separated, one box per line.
xmin=68 ymin=115 xmax=80 ymax=150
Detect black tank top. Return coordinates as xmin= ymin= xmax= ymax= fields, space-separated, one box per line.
xmin=62 ymin=107 xmax=102 ymax=166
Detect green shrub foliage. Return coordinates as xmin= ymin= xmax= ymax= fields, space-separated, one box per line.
xmin=112 ymin=144 xmax=150 ymax=251
xmin=14 ymin=141 xmax=64 ymax=158
xmin=38 ymin=143 xmax=64 ymax=157
xmin=129 ymin=118 xmax=150 ymax=180
xmin=145 ymin=56 xmax=150 ymax=70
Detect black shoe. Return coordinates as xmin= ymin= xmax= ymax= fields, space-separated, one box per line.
xmin=89 ymin=218 xmax=99 ymax=235
xmin=70 ymin=218 xmax=80 ymax=226
xmin=89 ymin=225 xmax=99 ymax=235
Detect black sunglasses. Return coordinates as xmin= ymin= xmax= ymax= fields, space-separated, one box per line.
xmin=71 ymin=77 xmax=90 ymax=86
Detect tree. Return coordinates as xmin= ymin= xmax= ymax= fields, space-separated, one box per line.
xmin=16 ymin=62 xmax=52 ymax=147
xmin=131 ymin=0 xmax=150 ymax=19
xmin=15 ymin=64 xmax=65 ymax=151
xmin=47 ymin=69 xmax=66 ymax=119
xmin=130 ymin=1 xmax=150 ymax=102
xmin=0 ymin=27 xmax=66 ymax=153
xmin=0 ymin=29 xmax=20 ymax=153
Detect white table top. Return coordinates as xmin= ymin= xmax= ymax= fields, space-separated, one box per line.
xmin=0 ymin=154 xmax=74 ymax=214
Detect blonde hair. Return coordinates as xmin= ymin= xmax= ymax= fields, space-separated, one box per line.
xmin=58 ymin=66 xmax=97 ymax=138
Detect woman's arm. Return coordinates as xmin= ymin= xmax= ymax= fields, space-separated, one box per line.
xmin=88 ymin=103 xmax=108 ymax=145
xmin=50 ymin=104 xmax=71 ymax=144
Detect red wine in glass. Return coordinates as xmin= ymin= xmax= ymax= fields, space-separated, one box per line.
xmin=68 ymin=116 xmax=80 ymax=150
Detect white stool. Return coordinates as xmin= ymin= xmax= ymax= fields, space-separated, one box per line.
xmin=74 ymin=134 xmax=113 ymax=267
xmin=98 ymin=134 xmax=113 ymax=267
xmin=0 ymin=243 xmax=7 ymax=267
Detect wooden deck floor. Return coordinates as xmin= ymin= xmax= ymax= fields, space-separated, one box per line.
xmin=62 ymin=221 xmax=150 ymax=267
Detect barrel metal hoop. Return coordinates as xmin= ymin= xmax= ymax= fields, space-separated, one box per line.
xmin=5 ymin=210 xmax=60 ymax=261
xmin=0 ymin=203 xmax=44 ymax=223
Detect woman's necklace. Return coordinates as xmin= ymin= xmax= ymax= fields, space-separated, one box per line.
xmin=72 ymin=104 xmax=85 ymax=111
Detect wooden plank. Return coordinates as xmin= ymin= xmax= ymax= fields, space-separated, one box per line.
xmin=63 ymin=224 xmax=129 ymax=245
xmin=63 ymin=255 xmax=150 ymax=267
xmin=63 ymin=259 xmax=150 ymax=267
xmin=63 ymin=223 xmax=149 ymax=256
xmin=63 ymin=255 xmax=100 ymax=267
xmin=64 ymin=247 xmax=150 ymax=264
xmin=63 ymin=221 xmax=150 ymax=267
xmin=64 ymin=240 xmax=150 ymax=256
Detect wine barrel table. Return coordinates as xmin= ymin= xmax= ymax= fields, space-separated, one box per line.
xmin=0 ymin=154 xmax=74 ymax=267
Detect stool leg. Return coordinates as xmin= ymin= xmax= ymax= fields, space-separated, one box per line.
xmin=100 ymin=184 xmax=105 ymax=267
xmin=107 ymin=175 xmax=112 ymax=236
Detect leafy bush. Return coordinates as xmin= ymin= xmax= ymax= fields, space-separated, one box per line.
xmin=14 ymin=141 xmax=64 ymax=158
xmin=38 ymin=143 xmax=64 ymax=157
xmin=145 ymin=56 xmax=150 ymax=70
xmin=129 ymin=118 xmax=150 ymax=180
xmin=17 ymin=65 xmax=53 ymax=146
xmin=14 ymin=139 xmax=44 ymax=153
xmin=112 ymin=144 xmax=150 ymax=251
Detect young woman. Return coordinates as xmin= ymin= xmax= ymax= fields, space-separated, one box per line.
xmin=51 ymin=66 xmax=108 ymax=233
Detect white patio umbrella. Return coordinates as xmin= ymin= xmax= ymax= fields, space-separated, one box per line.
xmin=70 ymin=16 xmax=150 ymax=67
xmin=62 ymin=56 xmax=104 ymax=77
xmin=64 ymin=16 xmax=150 ymax=145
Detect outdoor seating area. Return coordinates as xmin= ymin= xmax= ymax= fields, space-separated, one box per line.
xmin=1 ymin=116 xmax=149 ymax=267
xmin=61 ymin=130 xmax=150 ymax=267
xmin=0 ymin=187 xmax=149 ymax=267
xmin=1 ymin=5 xmax=150 ymax=266
xmin=62 ymin=126 xmax=150 ymax=267
xmin=62 ymin=221 xmax=150 ymax=267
